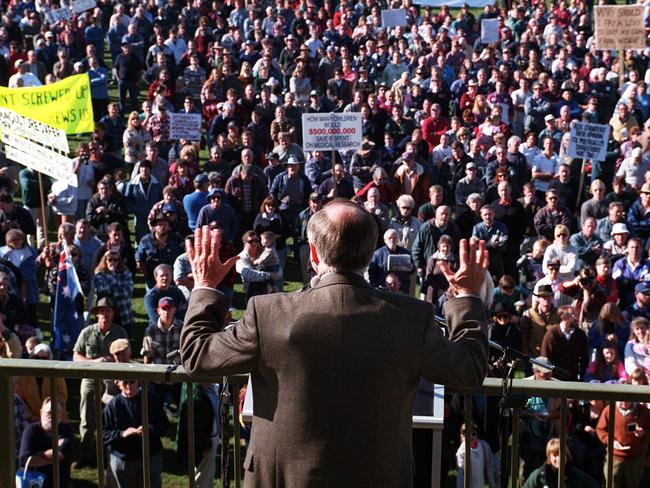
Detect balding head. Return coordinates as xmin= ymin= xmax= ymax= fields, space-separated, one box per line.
xmin=307 ymin=201 xmax=378 ymax=272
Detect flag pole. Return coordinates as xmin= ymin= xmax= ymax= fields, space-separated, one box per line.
xmin=38 ymin=171 xmax=48 ymax=247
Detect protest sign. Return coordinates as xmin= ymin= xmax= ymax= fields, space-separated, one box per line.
xmin=169 ymin=113 xmax=202 ymax=140
xmin=594 ymin=5 xmax=646 ymax=50
xmin=71 ymin=0 xmax=96 ymax=13
xmin=302 ymin=113 xmax=362 ymax=151
xmin=0 ymin=110 xmax=76 ymax=186
xmin=45 ymin=7 xmax=73 ymax=24
xmin=0 ymin=107 xmax=68 ymax=152
xmin=381 ymin=9 xmax=407 ymax=28
xmin=481 ymin=18 xmax=499 ymax=44
xmin=0 ymin=74 xmax=94 ymax=134
xmin=567 ymin=122 xmax=610 ymax=162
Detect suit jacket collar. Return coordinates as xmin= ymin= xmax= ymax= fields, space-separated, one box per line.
xmin=311 ymin=271 xmax=370 ymax=290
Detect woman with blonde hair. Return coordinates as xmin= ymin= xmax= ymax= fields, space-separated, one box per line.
xmin=472 ymin=94 xmax=489 ymax=125
xmin=624 ymin=317 xmax=650 ymax=376
xmin=289 ymin=63 xmax=311 ymax=108
xmin=93 ymin=250 xmax=134 ymax=332
xmin=542 ymin=224 xmax=578 ymax=281
xmin=122 ymin=111 xmax=150 ymax=165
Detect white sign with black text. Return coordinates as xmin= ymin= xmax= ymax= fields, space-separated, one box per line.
xmin=381 ymin=9 xmax=407 ymax=28
xmin=169 ymin=113 xmax=202 ymax=141
xmin=302 ymin=113 xmax=363 ymax=152
xmin=567 ymin=122 xmax=610 ymax=162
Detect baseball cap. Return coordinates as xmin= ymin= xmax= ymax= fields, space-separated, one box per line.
xmin=544 ymin=114 xmax=555 ymax=122
xmin=285 ymin=155 xmax=301 ymax=165
xmin=309 ymin=192 xmax=321 ymax=202
xmin=466 ymin=162 xmax=477 ymax=169
xmin=162 ymin=203 xmax=176 ymax=213
xmin=640 ymin=182 xmax=650 ymax=194
xmin=635 ymin=281 xmax=650 ymax=294
xmin=158 ymin=297 xmax=176 ymax=309
xmin=207 ymin=187 xmax=224 ymax=200
xmin=194 ymin=173 xmax=209 ymax=184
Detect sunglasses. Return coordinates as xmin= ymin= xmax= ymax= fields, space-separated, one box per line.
xmin=107 ymin=258 xmax=118 ymax=263
xmin=547 ymin=196 xmax=558 ymax=201
xmin=556 ymin=233 xmax=568 ymax=237
xmin=247 ymin=238 xmax=259 ymax=244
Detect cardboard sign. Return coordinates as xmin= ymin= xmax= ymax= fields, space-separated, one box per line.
xmin=594 ymin=5 xmax=646 ymax=50
xmin=0 ymin=109 xmax=76 ymax=186
xmin=71 ymin=0 xmax=97 ymax=14
xmin=567 ymin=122 xmax=610 ymax=162
xmin=381 ymin=9 xmax=408 ymax=28
xmin=0 ymin=107 xmax=68 ymax=152
xmin=169 ymin=113 xmax=202 ymax=141
xmin=45 ymin=7 xmax=73 ymax=24
xmin=302 ymin=113 xmax=363 ymax=152
xmin=480 ymin=18 xmax=499 ymax=44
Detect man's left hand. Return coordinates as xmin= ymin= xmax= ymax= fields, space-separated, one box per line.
xmin=186 ymin=226 xmax=239 ymax=289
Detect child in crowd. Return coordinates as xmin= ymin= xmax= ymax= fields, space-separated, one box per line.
xmin=455 ymin=422 xmax=498 ymax=488
xmin=113 ymin=168 xmax=128 ymax=195
xmin=254 ymin=231 xmax=280 ymax=294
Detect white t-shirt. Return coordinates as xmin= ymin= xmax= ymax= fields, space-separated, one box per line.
xmin=532 ymin=152 xmax=560 ymax=192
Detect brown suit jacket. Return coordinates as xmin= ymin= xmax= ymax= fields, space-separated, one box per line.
xmin=181 ymin=272 xmax=488 ymax=487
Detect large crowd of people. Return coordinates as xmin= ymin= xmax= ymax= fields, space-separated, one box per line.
xmin=1 ymin=0 xmax=650 ymax=486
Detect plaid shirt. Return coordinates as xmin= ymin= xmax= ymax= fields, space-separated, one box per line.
xmin=145 ymin=113 xmax=170 ymax=144
xmin=93 ymin=270 xmax=134 ymax=329
xmin=141 ymin=319 xmax=183 ymax=364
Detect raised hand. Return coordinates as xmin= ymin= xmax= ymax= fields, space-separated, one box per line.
xmin=438 ymin=239 xmax=489 ymax=297
xmin=186 ymin=226 xmax=239 ymax=289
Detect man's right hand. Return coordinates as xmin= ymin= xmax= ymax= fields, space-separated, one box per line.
xmin=438 ymin=239 xmax=489 ymax=297
xmin=186 ymin=226 xmax=239 ymax=289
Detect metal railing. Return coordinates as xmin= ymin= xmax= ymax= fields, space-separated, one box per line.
xmin=1 ymin=359 xmax=650 ymax=488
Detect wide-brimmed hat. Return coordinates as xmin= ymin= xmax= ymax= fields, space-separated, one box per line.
xmin=357 ymin=139 xmax=375 ymax=155
xmin=611 ymin=223 xmax=630 ymax=235
xmin=533 ymin=284 xmax=554 ymax=297
xmin=92 ymin=297 xmax=115 ymax=313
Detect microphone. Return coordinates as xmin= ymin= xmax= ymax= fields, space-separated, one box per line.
xmin=489 ymin=340 xmax=572 ymax=379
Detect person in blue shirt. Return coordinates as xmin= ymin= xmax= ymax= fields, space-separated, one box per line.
xmin=183 ymin=173 xmax=210 ymax=231
xmin=473 ymin=205 xmax=509 ymax=280
xmin=87 ymin=56 xmax=109 ymax=121
xmin=195 ymin=187 xmax=238 ymax=242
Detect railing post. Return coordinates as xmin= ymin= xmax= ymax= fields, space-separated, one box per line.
xmin=606 ymin=401 xmax=615 ymax=488
xmin=50 ymin=378 xmax=60 ymax=488
xmin=233 ymin=384 xmax=241 ymax=488
xmin=558 ymin=399 xmax=568 ymax=488
xmin=94 ymin=379 xmax=105 ymax=488
xmin=187 ymin=382 xmax=195 ymax=488
xmin=0 ymin=374 xmax=16 ymax=484
xmin=141 ymin=381 xmax=151 ymax=488
xmin=464 ymin=394 xmax=472 ymax=488
xmin=511 ymin=409 xmax=519 ymax=488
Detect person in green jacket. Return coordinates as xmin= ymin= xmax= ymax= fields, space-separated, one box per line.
xmin=523 ymin=438 xmax=599 ymax=488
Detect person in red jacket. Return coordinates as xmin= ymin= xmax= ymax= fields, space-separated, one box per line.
xmin=596 ymin=400 xmax=650 ymax=488
xmin=422 ymin=103 xmax=450 ymax=152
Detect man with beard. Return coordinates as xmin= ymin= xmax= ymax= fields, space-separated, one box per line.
xmin=135 ymin=214 xmax=184 ymax=289
xmin=317 ymin=163 xmax=355 ymax=202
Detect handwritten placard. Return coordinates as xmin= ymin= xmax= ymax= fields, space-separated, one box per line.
xmin=594 ymin=5 xmax=646 ymax=50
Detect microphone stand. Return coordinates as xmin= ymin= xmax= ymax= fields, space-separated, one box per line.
xmin=488 ymin=341 xmax=571 ymax=488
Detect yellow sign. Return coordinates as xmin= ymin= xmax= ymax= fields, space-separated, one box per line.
xmin=0 ymin=74 xmax=94 ymax=134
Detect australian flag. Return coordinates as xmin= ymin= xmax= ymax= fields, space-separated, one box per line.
xmin=52 ymin=245 xmax=83 ymax=358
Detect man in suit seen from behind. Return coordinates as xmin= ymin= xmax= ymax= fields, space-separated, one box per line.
xmin=180 ymin=200 xmax=489 ymax=487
